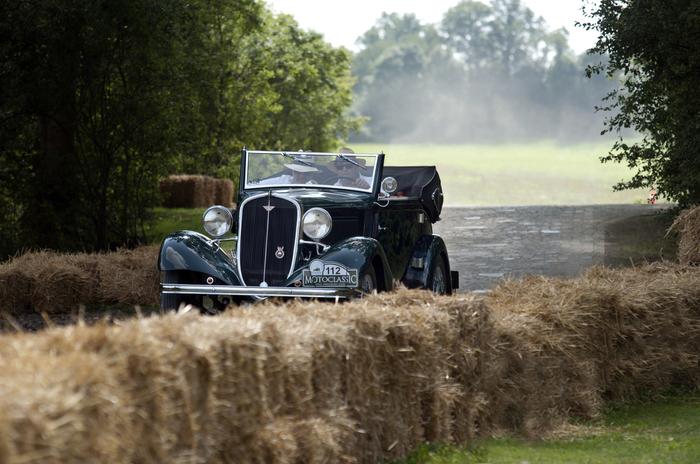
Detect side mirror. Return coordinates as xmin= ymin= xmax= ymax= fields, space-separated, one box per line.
xmin=380 ymin=177 xmax=398 ymax=197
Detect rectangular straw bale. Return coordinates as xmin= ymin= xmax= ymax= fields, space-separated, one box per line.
xmin=290 ymin=413 xmax=355 ymax=464
xmin=177 ymin=316 xmax=283 ymax=462
xmin=160 ymin=175 xmax=196 ymax=208
xmin=0 ymin=265 xmax=700 ymax=463
xmin=0 ymin=246 xmax=159 ymax=314
xmin=431 ymin=296 xmax=493 ymax=442
xmin=252 ymin=292 xmax=462 ymax=461
xmin=214 ymin=179 xmax=234 ymax=207
xmin=95 ymin=246 xmax=159 ymax=305
xmin=160 ymin=175 xmax=220 ymax=208
xmin=198 ymin=176 xmax=217 ymax=208
xmin=12 ymin=317 xmax=211 ymax=463
xmin=251 ymin=413 xmax=354 ymax=464
xmin=0 ymin=267 xmax=32 ymax=314
xmin=30 ymin=262 xmax=98 ymax=313
xmin=0 ymin=348 xmax=132 ymax=463
xmin=0 ymin=251 xmax=99 ymax=314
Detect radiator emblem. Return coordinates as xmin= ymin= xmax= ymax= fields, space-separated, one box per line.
xmin=275 ymin=246 xmax=285 ymax=259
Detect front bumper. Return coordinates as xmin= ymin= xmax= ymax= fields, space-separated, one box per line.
xmin=160 ymin=283 xmax=356 ymax=300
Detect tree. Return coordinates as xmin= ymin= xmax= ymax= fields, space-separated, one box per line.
xmin=352 ymin=13 xmax=460 ymax=141
xmin=585 ymin=0 xmax=700 ymax=206
xmin=0 ymin=0 xmax=266 ymax=251
xmin=0 ymin=0 xmax=359 ymax=257
xmin=261 ymin=14 xmax=362 ymax=152
xmin=352 ymin=3 xmax=611 ymax=143
xmin=442 ymin=0 xmax=550 ymax=76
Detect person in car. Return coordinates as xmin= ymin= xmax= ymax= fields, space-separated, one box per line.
xmin=330 ymin=147 xmax=372 ymax=189
xmin=259 ymin=162 xmax=319 ymax=185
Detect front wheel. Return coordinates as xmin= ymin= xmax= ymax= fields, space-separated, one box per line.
xmin=428 ymin=256 xmax=449 ymax=295
xmin=359 ymin=265 xmax=377 ymax=295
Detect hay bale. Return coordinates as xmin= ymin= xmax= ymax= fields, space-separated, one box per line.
xmin=0 ymin=346 xmax=133 ymax=463
xmin=160 ymin=175 xmax=224 ymax=208
xmin=671 ymin=206 xmax=700 ymax=264
xmin=0 ymin=266 xmax=700 ymax=463
xmin=0 ymin=267 xmax=32 ymax=314
xmin=30 ymin=262 xmax=97 ymax=313
xmin=0 ymin=251 xmax=99 ymax=314
xmin=0 ymin=246 xmax=159 ymax=314
xmin=96 ymin=246 xmax=159 ymax=305
xmin=214 ymin=179 xmax=234 ymax=207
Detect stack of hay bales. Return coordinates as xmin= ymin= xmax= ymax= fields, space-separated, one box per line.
xmin=214 ymin=178 xmax=234 ymax=207
xmin=671 ymin=206 xmax=700 ymax=264
xmin=0 ymin=262 xmax=699 ymax=463
xmin=160 ymin=175 xmax=234 ymax=208
xmin=0 ymin=246 xmax=159 ymax=314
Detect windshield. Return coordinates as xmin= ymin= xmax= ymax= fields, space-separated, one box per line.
xmin=244 ymin=151 xmax=380 ymax=193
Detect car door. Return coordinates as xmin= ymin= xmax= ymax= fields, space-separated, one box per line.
xmin=375 ymin=200 xmax=428 ymax=280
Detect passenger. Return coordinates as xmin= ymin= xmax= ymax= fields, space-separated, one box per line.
xmin=329 ymin=147 xmax=372 ymax=190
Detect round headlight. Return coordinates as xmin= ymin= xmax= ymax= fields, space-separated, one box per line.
xmin=303 ymin=208 xmax=332 ymax=241
xmin=202 ymin=205 xmax=233 ymax=238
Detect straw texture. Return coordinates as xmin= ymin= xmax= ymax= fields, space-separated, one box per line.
xmin=671 ymin=206 xmax=700 ymax=264
xmin=160 ymin=175 xmax=234 ymax=208
xmin=0 ymin=246 xmax=159 ymax=313
xmin=0 ymin=263 xmax=698 ymax=463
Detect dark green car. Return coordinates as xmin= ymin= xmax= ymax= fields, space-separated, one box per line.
xmin=159 ymin=149 xmax=458 ymax=311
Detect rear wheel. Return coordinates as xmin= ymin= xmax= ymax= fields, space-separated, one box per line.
xmin=428 ymin=256 xmax=448 ymax=295
xmin=359 ymin=265 xmax=377 ymax=295
xmin=160 ymin=271 xmax=203 ymax=311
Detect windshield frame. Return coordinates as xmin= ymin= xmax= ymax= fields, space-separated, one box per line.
xmin=242 ymin=150 xmax=382 ymax=194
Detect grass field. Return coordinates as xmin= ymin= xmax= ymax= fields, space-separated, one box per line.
xmin=144 ymin=207 xmax=202 ymax=243
xmin=399 ymin=395 xmax=700 ymax=464
xmin=354 ymin=142 xmax=650 ymax=206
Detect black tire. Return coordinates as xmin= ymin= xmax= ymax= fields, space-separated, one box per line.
xmin=359 ymin=265 xmax=378 ymax=295
xmin=160 ymin=271 xmax=203 ymax=311
xmin=428 ymin=255 xmax=449 ymax=295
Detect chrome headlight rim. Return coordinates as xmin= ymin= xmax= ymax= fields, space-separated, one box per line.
xmin=202 ymin=205 xmax=233 ymax=238
xmin=302 ymin=207 xmax=332 ymax=241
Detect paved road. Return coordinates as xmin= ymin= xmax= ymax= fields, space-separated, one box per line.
xmin=434 ymin=204 xmax=675 ymax=292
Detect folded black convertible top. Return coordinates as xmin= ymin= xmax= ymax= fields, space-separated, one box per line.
xmin=383 ymin=166 xmax=444 ymax=223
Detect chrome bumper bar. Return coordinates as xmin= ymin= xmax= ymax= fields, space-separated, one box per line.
xmin=161 ymin=283 xmax=355 ymax=299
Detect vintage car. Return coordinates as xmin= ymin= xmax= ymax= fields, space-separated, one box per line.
xmin=159 ymin=149 xmax=458 ymax=311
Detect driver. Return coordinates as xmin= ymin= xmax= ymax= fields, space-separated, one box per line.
xmin=259 ymin=161 xmax=319 ymax=185
xmin=329 ymin=147 xmax=372 ymax=189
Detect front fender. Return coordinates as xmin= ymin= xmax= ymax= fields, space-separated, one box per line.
xmin=159 ymin=231 xmax=241 ymax=285
xmin=287 ymin=237 xmax=393 ymax=291
xmin=402 ymin=235 xmax=452 ymax=292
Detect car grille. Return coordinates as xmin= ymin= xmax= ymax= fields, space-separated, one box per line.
xmin=238 ymin=193 xmax=299 ymax=286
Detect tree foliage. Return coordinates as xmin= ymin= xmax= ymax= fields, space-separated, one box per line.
xmin=0 ymin=0 xmax=358 ymax=256
xmin=584 ymin=0 xmax=700 ymax=206
xmin=352 ymin=0 xmax=616 ymax=143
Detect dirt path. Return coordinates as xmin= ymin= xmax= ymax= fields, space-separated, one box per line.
xmin=435 ymin=204 xmax=676 ymax=292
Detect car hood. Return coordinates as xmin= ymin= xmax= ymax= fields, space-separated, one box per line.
xmin=242 ymin=188 xmax=374 ymax=210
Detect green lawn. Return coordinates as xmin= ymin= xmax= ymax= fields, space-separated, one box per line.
xmin=354 ymin=142 xmax=650 ymax=206
xmin=144 ymin=207 xmax=203 ymax=244
xmin=399 ymin=395 xmax=700 ymax=464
